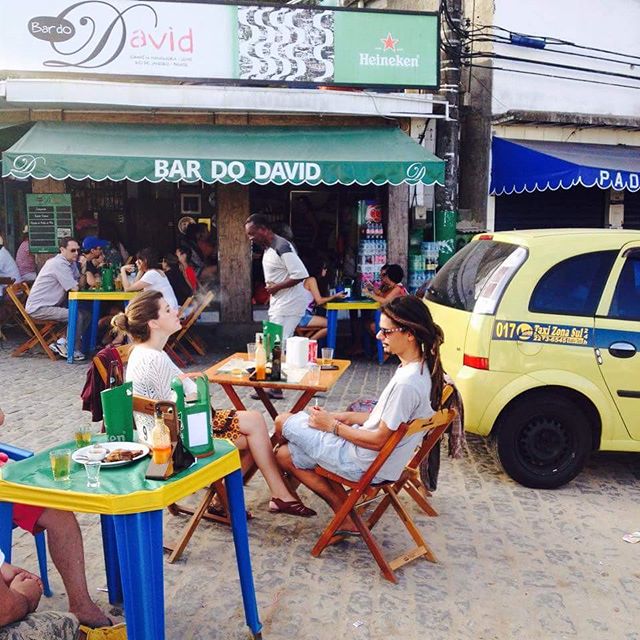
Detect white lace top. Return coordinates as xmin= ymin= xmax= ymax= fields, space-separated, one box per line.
xmin=126 ymin=345 xmax=197 ymax=444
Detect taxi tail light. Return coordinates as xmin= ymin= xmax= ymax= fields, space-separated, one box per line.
xmin=463 ymin=354 xmax=490 ymax=370
xmin=472 ymin=246 xmax=528 ymax=315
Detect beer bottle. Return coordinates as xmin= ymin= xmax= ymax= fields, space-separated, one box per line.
xmin=270 ymin=335 xmax=282 ymax=381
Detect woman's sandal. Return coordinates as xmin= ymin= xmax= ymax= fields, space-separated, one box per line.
xmin=268 ymin=497 xmax=317 ymax=517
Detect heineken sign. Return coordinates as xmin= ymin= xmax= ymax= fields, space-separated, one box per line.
xmin=0 ymin=1 xmax=439 ymax=89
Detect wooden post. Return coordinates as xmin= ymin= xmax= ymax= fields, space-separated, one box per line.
xmin=387 ymin=184 xmax=410 ymax=277
xmin=217 ymin=184 xmax=251 ymax=323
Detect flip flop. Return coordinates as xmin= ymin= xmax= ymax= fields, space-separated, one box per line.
xmin=268 ymin=497 xmax=317 ymax=517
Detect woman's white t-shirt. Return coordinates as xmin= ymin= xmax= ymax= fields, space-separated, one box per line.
xmin=126 ymin=345 xmax=197 ymax=444
xmin=140 ymin=269 xmax=179 ymax=309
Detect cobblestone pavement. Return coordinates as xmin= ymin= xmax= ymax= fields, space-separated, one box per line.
xmin=1 ymin=338 xmax=640 ymax=640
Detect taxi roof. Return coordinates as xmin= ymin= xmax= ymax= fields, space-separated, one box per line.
xmin=477 ymin=228 xmax=640 ymax=247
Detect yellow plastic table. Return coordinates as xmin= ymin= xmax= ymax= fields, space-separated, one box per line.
xmin=67 ymin=291 xmax=137 ymax=363
xmin=324 ymin=299 xmax=383 ymax=363
xmin=0 ymin=437 xmax=262 ymax=640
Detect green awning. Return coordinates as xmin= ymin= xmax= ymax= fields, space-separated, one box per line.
xmin=2 ymin=121 xmax=444 ymax=186
xmin=0 ymin=123 xmax=33 ymax=151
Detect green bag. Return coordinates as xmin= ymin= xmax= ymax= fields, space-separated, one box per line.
xmin=100 ymin=381 xmax=134 ymax=442
xmin=262 ymin=321 xmax=283 ymax=359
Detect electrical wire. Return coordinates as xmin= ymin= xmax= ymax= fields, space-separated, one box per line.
xmin=469 ymin=63 xmax=640 ymax=91
xmin=462 ymin=51 xmax=640 ymax=84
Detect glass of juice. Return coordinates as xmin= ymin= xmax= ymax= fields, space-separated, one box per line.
xmin=50 ymin=449 xmax=72 ymax=482
xmin=74 ymin=426 xmax=93 ymax=448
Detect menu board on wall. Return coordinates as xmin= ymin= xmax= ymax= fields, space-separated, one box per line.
xmin=26 ymin=194 xmax=74 ymax=253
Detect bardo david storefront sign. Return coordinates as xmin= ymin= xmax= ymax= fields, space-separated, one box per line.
xmin=0 ymin=0 xmax=439 ymax=89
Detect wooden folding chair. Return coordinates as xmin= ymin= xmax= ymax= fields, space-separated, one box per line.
xmin=130 ymin=394 xmax=231 ymax=563
xmin=311 ymin=405 xmax=457 ymax=584
xmin=366 ymin=384 xmax=456 ymax=518
xmin=0 ymin=277 xmax=15 ymax=340
xmin=166 ymin=291 xmax=213 ymax=365
xmin=5 ymin=282 xmax=63 ymax=360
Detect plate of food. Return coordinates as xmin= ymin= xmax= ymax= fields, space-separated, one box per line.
xmin=72 ymin=442 xmax=150 ymax=468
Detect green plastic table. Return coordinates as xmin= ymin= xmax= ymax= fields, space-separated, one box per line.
xmin=0 ymin=437 xmax=262 ymax=640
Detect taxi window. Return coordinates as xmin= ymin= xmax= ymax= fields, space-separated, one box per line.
xmin=609 ymin=256 xmax=640 ymax=320
xmin=529 ymin=251 xmax=617 ymax=317
xmin=426 ymin=240 xmax=522 ymax=311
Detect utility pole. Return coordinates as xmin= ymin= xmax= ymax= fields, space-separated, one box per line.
xmin=435 ymin=0 xmax=462 ymax=264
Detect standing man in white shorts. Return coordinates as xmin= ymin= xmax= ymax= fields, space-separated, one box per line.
xmin=245 ymin=213 xmax=309 ymax=341
xmin=245 ymin=214 xmax=309 ymax=399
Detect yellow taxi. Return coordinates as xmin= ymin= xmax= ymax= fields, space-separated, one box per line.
xmin=424 ymin=229 xmax=640 ymax=488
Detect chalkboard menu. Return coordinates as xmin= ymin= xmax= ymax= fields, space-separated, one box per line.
xmin=25 ymin=194 xmax=74 ymax=254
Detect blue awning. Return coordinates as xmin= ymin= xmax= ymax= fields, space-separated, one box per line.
xmin=491 ymin=137 xmax=640 ymax=195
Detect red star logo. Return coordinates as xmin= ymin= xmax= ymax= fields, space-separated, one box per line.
xmin=381 ymin=32 xmax=399 ymax=51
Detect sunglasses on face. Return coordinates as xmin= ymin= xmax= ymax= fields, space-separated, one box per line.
xmin=68 ymin=248 xmax=79 ymax=253
xmin=377 ymin=327 xmax=406 ymax=337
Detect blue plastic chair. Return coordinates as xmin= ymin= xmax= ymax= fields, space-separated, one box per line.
xmin=0 ymin=441 xmax=52 ymax=597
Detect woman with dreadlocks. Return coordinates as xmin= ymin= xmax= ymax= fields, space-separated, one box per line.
xmin=274 ymin=295 xmax=445 ymax=532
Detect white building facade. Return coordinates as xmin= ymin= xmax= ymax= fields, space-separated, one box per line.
xmin=459 ymin=0 xmax=640 ymax=231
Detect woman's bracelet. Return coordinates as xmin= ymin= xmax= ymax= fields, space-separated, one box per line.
xmin=332 ymin=419 xmax=340 ymax=436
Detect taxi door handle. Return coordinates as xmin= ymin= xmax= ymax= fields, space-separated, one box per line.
xmin=608 ymin=342 xmax=636 ymax=358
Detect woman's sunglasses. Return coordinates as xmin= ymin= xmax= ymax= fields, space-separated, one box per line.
xmin=377 ymin=327 xmax=406 ymax=337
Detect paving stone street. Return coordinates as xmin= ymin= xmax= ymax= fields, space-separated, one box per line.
xmin=1 ymin=338 xmax=640 ymax=640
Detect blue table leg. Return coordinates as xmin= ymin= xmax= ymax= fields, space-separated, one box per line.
xmin=374 ymin=310 xmax=384 ymax=365
xmin=225 ymin=469 xmax=263 ymax=639
xmin=0 ymin=502 xmax=14 ymax=562
xmin=66 ymin=299 xmax=78 ymax=364
xmin=112 ymin=511 xmax=165 ymax=640
xmin=89 ymin=299 xmax=101 ymax=353
xmin=34 ymin=531 xmax=52 ymax=597
xmin=327 ymin=310 xmax=338 ymax=351
xmin=100 ymin=515 xmax=123 ymax=605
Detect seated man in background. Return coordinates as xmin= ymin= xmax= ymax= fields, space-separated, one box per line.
xmin=0 ymin=235 xmax=21 ymax=297
xmin=15 ymin=227 xmax=37 ymax=284
xmin=25 ymin=237 xmax=89 ymax=362
xmin=0 ymin=407 xmax=113 ymax=635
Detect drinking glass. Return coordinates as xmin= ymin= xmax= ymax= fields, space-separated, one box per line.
xmin=246 ymin=342 xmax=257 ymax=360
xmin=74 ymin=426 xmax=92 ymax=448
xmin=84 ymin=460 xmax=101 ymax=488
xmin=307 ymin=363 xmax=321 ymax=385
xmin=321 ymin=347 xmax=334 ymax=366
xmin=49 ymin=449 xmax=72 ymax=482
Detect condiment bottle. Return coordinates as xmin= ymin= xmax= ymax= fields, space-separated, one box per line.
xmin=270 ymin=335 xmax=282 ymax=381
xmin=255 ymin=334 xmax=267 ymax=381
xmin=151 ymin=405 xmax=172 ymax=464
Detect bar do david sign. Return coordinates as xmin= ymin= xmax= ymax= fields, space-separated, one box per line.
xmin=0 ymin=0 xmax=439 ymax=89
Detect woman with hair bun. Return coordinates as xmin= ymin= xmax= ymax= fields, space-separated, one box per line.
xmin=112 ymin=290 xmax=316 ymax=517
xmin=274 ymin=296 xmax=445 ymax=533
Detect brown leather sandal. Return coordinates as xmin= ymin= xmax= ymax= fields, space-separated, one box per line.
xmin=268 ymin=497 xmax=317 ymax=517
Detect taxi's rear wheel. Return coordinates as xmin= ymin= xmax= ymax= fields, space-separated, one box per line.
xmin=495 ymin=394 xmax=591 ymax=489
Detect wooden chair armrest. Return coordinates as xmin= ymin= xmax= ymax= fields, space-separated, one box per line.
xmin=133 ymin=395 xmax=158 ymax=415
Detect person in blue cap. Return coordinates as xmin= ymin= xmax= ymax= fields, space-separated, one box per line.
xmin=79 ymin=236 xmax=108 ymax=289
